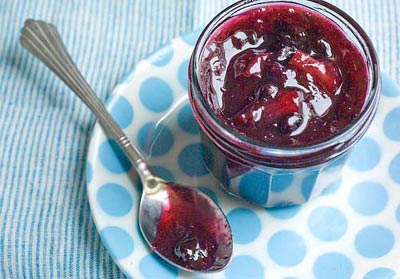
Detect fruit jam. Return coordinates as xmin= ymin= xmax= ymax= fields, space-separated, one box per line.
xmin=199 ymin=3 xmax=368 ymax=146
xmin=189 ymin=0 xmax=379 ymax=207
xmin=151 ymin=184 xmax=232 ymax=271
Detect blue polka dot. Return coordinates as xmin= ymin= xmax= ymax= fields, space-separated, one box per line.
xmin=364 ymin=267 xmax=397 ymax=279
xmin=139 ymin=254 xmax=178 ymax=279
xmin=349 ymin=181 xmax=388 ymax=215
xmin=239 ymin=171 xmax=270 ymax=205
xmin=266 ymin=205 xmax=301 ymax=219
xmin=321 ymin=179 xmax=342 ymax=196
xmin=313 ymin=252 xmax=353 ymax=279
xmin=355 ymin=225 xmax=394 ymax=258
xmin=382 ymin=72 xmax=400 ymax=97
xmin=301 ymin=171 xmax=319 ymax=201
xmin=268 ymin=230 xmax=306 ymax=266
xmin=178 ymin=143 xmax=209 ymax=177
xmin=99 ymin=139 xmax=132 ymax=174
xmin=97 ymin=183 xmax=133 ymax=216
xmin=150 ymin=47 xmax=174 ymax=66
xmin=384 ymin=107 xmax=400 ymax=141
xmin=348 ymin=137 xmax=381 ymax=171
xmin=178 ymin=59 xmax=189 ymax=89
xmin=177 ymin=104 xmax=199 ymax=134
xmin=86 ymin=162 xmax=93 ymax=184
xmin=139 ymin=77 xmax=173 ymax=112
xmin=396 ymin=204 xmax=400 ymax=223
xmin=308 ymin=206 xmax=347 ymax=241
xmin=100 ymin=227 xmax=134 ymax=259
xmin=197 ymin=186 xmax=219 ymax=204
xmin=271 ymin=172 xmax=294 ymax=192
xmin=224 ymin=255 xmax=264 ymax=279
xmin=389 ymin=154 xmax=400 ymax=183
xmin=137 ymin=122 xmax=174 ymax=157
xmin=182 ymin=30 xmax=201 ymax=45
xmin=109 ymin=96 xmax=134 ymax=129
xmin=227 ymin=208 xmax=261 ymax=244
xmin=151 ymin=165 xmax=175 ymax=182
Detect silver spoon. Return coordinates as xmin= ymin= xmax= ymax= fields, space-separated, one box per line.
xmin=20 ymin=19 xmax=232 ymax=273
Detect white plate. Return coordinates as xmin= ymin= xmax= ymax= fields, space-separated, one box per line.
xmin=87 ymin=31 xmax=400 ymax=279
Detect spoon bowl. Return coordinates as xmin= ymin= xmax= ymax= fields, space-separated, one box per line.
xmin=139 ymin=177 xmax=232 ymax=272
xmin=20 ymin=19 xmax=233 ymax=273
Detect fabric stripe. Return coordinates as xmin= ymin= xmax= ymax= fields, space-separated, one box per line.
xmin=1 ymin=2 xmax=40 ymax=278
xmin=18 ymin=7 xmax=61 ymax=272
xmin=0 ymin=0 xmax=22 ymax=274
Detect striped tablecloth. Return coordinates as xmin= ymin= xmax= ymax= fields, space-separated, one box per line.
xmin=0 ymin=1 xmax=399 ymax=278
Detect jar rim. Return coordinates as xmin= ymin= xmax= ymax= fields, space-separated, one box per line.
xmin=189 ymin=0 xmax=381 ymax=161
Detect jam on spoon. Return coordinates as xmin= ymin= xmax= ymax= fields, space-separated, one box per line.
xmin=199 ymin=3 xmax=368 ymax=146
xmin=151 ymin=183 xmax=231 ymax=271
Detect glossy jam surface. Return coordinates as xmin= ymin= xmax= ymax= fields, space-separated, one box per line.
xmin=151 ymin=184 xmax=232 ymax=271
xmin=199 ymin=3 xmax=368 ymax=146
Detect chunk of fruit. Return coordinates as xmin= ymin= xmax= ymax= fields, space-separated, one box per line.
xmin=243 ymin=53 xmax=272 ymax=78
xmin=288 ymin=50 xmax=341 ymax=93
xmin=265 ymin=90 xmax=301 ymax=123
xmin=232 ymin=90 xmax=300 ymax=127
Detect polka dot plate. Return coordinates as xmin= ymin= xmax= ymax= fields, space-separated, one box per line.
xmin=87 ymin=31 xmax=400 ymax=279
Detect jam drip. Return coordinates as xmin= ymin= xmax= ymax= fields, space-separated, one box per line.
xmin=200 ymin=4 xmax=368 ymax=146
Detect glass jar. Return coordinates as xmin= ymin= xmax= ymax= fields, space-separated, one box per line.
xmin=188 ymin=0 xmax=381 ymax=207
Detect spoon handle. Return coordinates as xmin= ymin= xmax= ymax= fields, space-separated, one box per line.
xmin=20 ymin=19 xmax=151 ymax=178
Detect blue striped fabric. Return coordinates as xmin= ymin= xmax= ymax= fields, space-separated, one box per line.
xmin=0 ymin=0 xmax=398 ymax=278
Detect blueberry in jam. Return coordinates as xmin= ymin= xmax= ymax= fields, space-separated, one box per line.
xmin=199 ymin=3 xmax=368 ymax=146
xmin=151 ymin=184 xmax=232 ymax=271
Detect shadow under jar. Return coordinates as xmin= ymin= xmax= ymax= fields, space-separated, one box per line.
xmin=188 ymin=0 xmax=381 ymax=208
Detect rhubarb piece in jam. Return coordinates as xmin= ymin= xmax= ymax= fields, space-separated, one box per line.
xmin=199 ymin=3 xmax=368 ymax=146
xmin=151 ymin=184 xmax=232 ymax=271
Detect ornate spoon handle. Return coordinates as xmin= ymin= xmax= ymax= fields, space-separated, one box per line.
xmin=20 ymin=19 xmax=150 ymax=177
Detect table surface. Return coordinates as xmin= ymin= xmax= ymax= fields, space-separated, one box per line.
xmin=0 ymin=0 xmax=399 ymax=278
